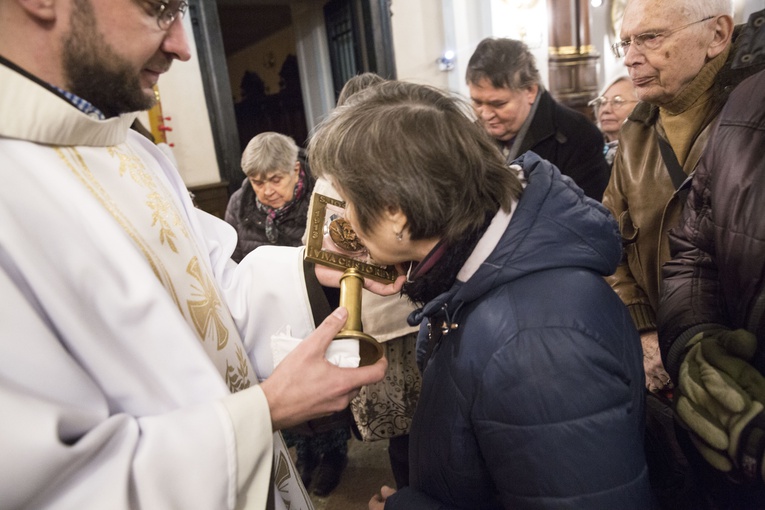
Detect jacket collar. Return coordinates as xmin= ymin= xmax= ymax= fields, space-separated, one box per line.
xmin=517 ymin=89 xmax=556 ymax=154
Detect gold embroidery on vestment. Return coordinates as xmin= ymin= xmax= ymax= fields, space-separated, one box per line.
xmin=108 ymin=146 xmax=187 ymax=252
xmin=187 ymin=257 xmax=229 ymax=351
xmin=55 ymin=147 xmax=169 ymax=289
xmin=225 ymin=345 xmax=251 ymax=393
xmin=274 ymin=449 xmax=294 ymax=509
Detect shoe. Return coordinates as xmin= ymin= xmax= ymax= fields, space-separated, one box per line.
xmin=311 ymin=451 xmax=348 ymax=497
xmin=296 ymin=451 xmax=320 ymax=490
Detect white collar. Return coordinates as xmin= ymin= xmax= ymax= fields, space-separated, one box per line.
xmin=456 ymin=198 xmax=518 ymax=283
xmin=0 ymin=62 xmax=137 ymax=147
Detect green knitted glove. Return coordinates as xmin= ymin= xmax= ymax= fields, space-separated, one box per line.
xmin=675 ymin=329 xmax=765 ymax=484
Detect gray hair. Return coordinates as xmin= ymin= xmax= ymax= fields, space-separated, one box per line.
xmin=308 ymin=81 xmax=522 ymax=243
xmin=337 ymin=72 xmax=386 ymax=106
xmin=597 ymin=74 xmax=635 ymax=99
xmin=682 ymin=0 xmax=733 ymax=19
xmin=466 ymin=38 xmax=541 ymax=90
xmin=626 ymin=0 xmax=732 ymax=20
xmin=241 ymin=132 xmax=299 ymax=179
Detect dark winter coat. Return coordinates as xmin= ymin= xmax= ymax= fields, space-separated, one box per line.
xmin=659 ymin=67 xmax=765 ymax=379
xmin=508 ymin=89 xmax=611 ymax=201
xmin=386 ymin=152 xmax=651 ymax=509
xmin=224 ymin=161 xmax=314 ymax=263
xmin=656 ymin=14 xmax=765 ymax=507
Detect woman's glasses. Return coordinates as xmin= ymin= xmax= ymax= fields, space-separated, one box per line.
xmin=588 ymin=95 xmax=637 ymax=111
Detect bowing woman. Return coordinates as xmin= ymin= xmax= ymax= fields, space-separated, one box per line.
xmin=308 ymin=81 xmax=651 ymax=510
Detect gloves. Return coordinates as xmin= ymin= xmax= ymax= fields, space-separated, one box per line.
xmin=675 ymin=328 xmax=765 ymax=484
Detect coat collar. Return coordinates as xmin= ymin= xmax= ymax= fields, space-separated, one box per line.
xmin=517 ymin=89 xmax=565 ymax=155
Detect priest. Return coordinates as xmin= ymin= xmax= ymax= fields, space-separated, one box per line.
xmin=0 ymin=1 xmax=398 ymax=508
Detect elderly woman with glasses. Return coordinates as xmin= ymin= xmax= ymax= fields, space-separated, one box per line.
xmin=589 ymin=75 xmax=638 ymax=165
xmin=309 ymin=80 xmax=651 ymax=510
xmin=225 ymin=132 xmax=314 ymax=263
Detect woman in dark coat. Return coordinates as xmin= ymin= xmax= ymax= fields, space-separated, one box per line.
xmin=226 ymin=132 xmax=351 ymax=496
xmin=308 ymin=81 xmax=651 ymax=509
xmin=225 ymin=131 xmax=314 ymax=263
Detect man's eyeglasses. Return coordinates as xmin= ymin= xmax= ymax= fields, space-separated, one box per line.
xmin=610 ymin=16 xmax=715 ymax=58
xmin=145 ymin=0 xmax=189 ymax=30
xmin=588 ymin=95 xmax=638 ymax=110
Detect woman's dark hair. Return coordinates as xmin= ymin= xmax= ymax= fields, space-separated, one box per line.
xmin=308 ymin=81 xmax=522 ymax=245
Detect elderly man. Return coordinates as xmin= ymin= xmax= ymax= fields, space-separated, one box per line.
xmin=0 ymin=0 xmax=398 ymax=508
xmin=603 ymin=0 xmax=762 ymax=394
xmin=466 ymin=37 xmax=611 ymax=200
xmin=658 ymin=9 xmax=765 ymax=510
xmin=603 ymin=0 xmax=764 ymax=508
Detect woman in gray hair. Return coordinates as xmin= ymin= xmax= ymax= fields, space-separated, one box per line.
xmin=225 ymin=131 xmax=314 ymax=263
xmin=588 ymin=75 xmax=638 ymax=166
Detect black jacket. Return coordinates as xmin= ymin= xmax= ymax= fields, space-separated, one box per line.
xmin=510 ymin=89 xmax=610 ymax=201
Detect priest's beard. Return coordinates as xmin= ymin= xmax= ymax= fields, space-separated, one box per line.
xmin=62 ymin=0 xmax=156 ymax=117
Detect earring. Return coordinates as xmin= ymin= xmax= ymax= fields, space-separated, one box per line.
xmin=396 ymin=231 xmax=403 ymax=242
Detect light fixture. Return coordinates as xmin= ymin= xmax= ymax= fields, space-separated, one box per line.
xmin=437 ymin=50 xmax=456 ymax=71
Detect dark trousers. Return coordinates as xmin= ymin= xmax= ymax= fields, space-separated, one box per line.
xmin=388 ymin=434 xmax=410 ymax=489
xmin=674 ymin=422 xmax=765 ymax=510
xmin=644 ymin=391 xmax=701 ymax=510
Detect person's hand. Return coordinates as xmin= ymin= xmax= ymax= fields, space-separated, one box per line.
xmin=261 ymin=307 xmax=387 ymax=430
xmin=675 ymin=329 xmax=765 ymax=483
xmin=314 ymin=264 xmax=405 ymax=296
xmin=369 ymin=485 xmax=396 ymax=510
xmin=364 ymin=274 xmax=405 ymax=296
xmin=641 ymin=331 xmax=672 ymax=393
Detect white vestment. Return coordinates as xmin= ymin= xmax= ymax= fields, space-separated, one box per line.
xmin=0 ymin=61 xmax=314 ymax=509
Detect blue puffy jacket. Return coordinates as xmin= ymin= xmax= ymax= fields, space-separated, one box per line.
xmin=386 ymin=153 xmax=651 ymax=509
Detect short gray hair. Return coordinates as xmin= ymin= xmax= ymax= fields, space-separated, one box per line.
xmin=683 ymin=0 xmax=733 ymax=19
xmin=597 ymin=74 xmax=634 ymax=99
xmin=241 ymin=132 xmax=299 ymax=179
xmin=626 ymin=0 xmax=732 ymax=20
xmin=466 ymin=38 xmax=541 ymax=90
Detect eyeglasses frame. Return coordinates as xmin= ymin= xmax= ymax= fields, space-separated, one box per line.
xmin=144 ymin=0 xmax=189 ymax=30
xmin=610 ymin=16 xmax=716 ymax=58
xmin=588 ymin=95 xmax=638 ymax=110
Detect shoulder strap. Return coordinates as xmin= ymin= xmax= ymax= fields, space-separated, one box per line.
xmin=657 ymin=136 xmax=687 ymax=190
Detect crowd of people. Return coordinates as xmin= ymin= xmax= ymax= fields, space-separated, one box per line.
xmin=1 ymin=0 xmax=764 ymax=509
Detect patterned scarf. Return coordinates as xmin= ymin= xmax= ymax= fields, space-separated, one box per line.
xmin=255 ymin=164 xmax=307 ymax=243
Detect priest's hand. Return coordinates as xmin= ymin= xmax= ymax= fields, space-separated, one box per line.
xmin=260 ymin=307 xmax=387 ymax=431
